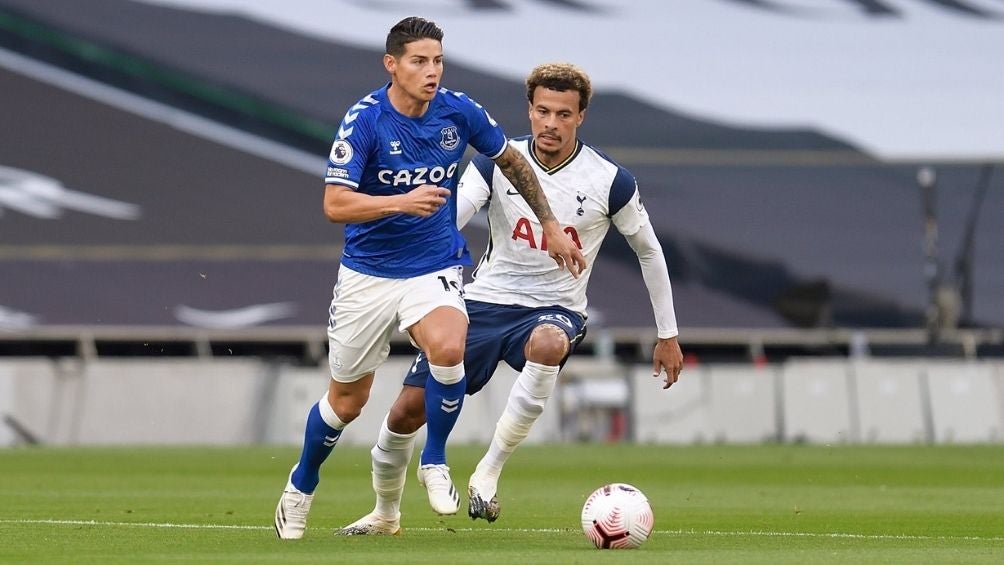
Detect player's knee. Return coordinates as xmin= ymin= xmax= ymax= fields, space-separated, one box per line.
xmin=331 ymin=402 xmax=363 ymax=423
xmin=425 ymin=339 xmax=464 ymax=366
xmin=526 ymin=324 xmax=570 ymax=366
xmin=328 ymin=391 xmax=368 ymax=424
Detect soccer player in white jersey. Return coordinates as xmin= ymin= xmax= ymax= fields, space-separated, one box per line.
xmin=337 ymin=62 xmax=682 ymax=535
xmin=273 ymin=19 xmax=586 ymax=540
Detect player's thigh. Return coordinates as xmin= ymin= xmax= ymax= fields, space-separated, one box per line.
xmin=425 ymin=300 xmax=563 ymax=393
xmin=401 ymin=306 xmax=504 ymax=396
xmin=399 ymin=266 xmax=468 ymax=359
xmin=501 ymin=306 xmax=587 ymax=370
xmin=326 ymin=267 xmax=399 ymax=382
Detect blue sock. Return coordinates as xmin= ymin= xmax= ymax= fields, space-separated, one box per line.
xmin=290 ymin=401 xmax=343 ymax=493
xmin=421 ymin=363 xmax=465 ymax=466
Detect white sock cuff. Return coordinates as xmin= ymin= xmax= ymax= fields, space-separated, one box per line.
xmin=523 ymin=361 xmax=559 ymax=375
xmin=378 ymin=415 xmax=418 ymax=450
xmin=519 ymin=361 xmax=560 ymax=398
xmin=318 ymin=393 xmax=347 ymax=430
xmin=428 ymin=361 xmax=465 ymax=385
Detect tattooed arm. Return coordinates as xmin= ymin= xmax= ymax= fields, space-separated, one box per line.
xmin=494 ymin=144 xmax=587 ymax=277
xmin=495 ymin=144 xmax=556 ymax=224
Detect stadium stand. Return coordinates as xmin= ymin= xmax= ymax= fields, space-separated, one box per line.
xmin=1 ymin=0 xmax=1002 ymax=362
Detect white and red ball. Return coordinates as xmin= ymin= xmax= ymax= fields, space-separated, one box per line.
xmin=580 ymin=483 xmax=654 ymax=549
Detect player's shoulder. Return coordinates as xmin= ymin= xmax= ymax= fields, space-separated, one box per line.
xmin=348 ymin=86 xmax=384 ymax=114
xmin=580 ymin=142 xmax=633 ymax=177
xmin=434 ymin=86 xmax=495 ymax=121
xmin=357 ymin=88 xmax=388 ymax=118
xmin=336 ymin=87 xmax=385 ymax=141
xmin=436 ymin=86 xmax=480 ymax=107
xmin=582 ymin=141 xmax=634 ymax=183
xmin=510 ymin=135 xmax=533 ymax=151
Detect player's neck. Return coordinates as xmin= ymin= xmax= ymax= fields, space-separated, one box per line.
xmin=387 ymin=84 xmax=431 ymax=118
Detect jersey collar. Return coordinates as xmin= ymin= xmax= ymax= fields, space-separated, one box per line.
xmin=528 ymin=139 xmax=582 ymax=175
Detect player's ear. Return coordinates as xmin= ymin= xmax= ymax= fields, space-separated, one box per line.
xmin=577 ymin=108 xmax=587 ymax=127
xmin=383 ymin=53 xmax=397 ymax=74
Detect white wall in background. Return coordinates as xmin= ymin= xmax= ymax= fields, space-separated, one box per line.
xmin=926 ymin=361 xmax=1003 ymax=442
xmin=2 ymin=357 xmax=1003 ymax=446
xmin=854 ymin=361 xmax=928 ymax=443
xmin=782 ymin=361 xmax=854 ymax=443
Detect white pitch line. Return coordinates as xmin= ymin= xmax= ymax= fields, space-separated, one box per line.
xmin=1 ymin=519 xmax=268 ymax=530
xmin=2 ymin=519 xmax=1003 ymax=542
xmin=671 ymin=529 xmax=1004 ymax=543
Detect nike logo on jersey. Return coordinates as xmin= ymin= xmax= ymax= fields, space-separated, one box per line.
xmin=505 ymin=188 xmax=520 ymax=196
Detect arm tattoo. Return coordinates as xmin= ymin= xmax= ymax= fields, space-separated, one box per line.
xmin=495 ymin=145 xmax=556 ymax=223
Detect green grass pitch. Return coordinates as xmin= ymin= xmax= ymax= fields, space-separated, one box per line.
xmin=2 ymin=444 xmax=1003 ymax=563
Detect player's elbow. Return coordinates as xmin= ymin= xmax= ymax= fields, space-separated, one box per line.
xmin=323 ymin=194 xmax=349 ymax=223
xmin=323 ymin=203 xmax=344 ymax=223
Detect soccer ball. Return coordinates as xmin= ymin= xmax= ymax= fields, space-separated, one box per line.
xmin=580 ymin=483 xmax=654 ymax=549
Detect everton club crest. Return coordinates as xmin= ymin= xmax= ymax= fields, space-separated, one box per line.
xmin=439 ymin=126 xmax=459 ymax=151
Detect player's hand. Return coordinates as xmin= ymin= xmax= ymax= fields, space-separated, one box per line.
xmin=401 ymin=185 xmax=450 ymax=217
xmin=652 ymin=336 xmax=683 ymax=389
xmin=542 ymin=222 xmax=587 ymax=278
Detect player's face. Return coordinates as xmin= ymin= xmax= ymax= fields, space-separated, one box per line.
xmin=528 ymin=87 xmax=585 ymax=163
xmin=384 ymin=39 xmax=444 ymax=107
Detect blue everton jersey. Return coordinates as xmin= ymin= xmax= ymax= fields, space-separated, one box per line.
xmin=324 ymin=84 xmax=507 ymax=278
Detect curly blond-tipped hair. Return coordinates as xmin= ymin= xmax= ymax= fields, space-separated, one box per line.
xmin=525 ymin=63 xmax=592 ymax=112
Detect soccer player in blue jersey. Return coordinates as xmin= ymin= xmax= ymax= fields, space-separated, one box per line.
xmin=337 ymin=63 xmax=683 ymax=535
xmin=273 ymin=19 xmax=586 ymax=540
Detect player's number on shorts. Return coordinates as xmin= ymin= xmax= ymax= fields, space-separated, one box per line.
xmin=438 ymin=275 xmax=462 ymax=295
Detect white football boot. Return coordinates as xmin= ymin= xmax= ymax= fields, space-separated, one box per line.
xmin=335 ymin=511 xmax=402 ymax=536
xmin=416 ymin=464 xmax=460 ymax=515
xmin=274 ymin=471 xmax=314 ymax=540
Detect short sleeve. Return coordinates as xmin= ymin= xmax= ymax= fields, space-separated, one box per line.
xmin=453 ymin=91 xmax=507 ymax=159
xmin=324 ymin=105 xmax=377 ymax=189
xmin=612 ymin=186 xmax=651 ymax=237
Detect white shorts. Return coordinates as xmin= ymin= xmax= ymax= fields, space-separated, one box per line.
xmin=326 ymin=265 xmax=467 ymax=382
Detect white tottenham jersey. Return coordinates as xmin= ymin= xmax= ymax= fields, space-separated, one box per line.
xmin=458 ymin=137 xmax=649 ymax=315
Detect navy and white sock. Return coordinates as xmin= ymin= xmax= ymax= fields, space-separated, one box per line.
xmin=290 ymin=393 xmax=346 ymax=493
xmin=421 ymin=362 xmax=465 ymax=466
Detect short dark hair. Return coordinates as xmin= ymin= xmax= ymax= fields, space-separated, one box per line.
xmin=386 ymin=17 xmax=444 ymax=57
xmin=526 ymin=63 xmax=592 ymax=112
